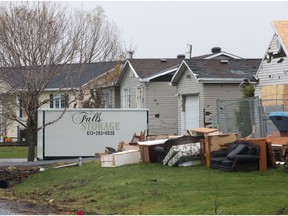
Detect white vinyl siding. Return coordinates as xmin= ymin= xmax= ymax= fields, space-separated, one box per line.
xmin=255 ymin=34 xmax=288 ymax=98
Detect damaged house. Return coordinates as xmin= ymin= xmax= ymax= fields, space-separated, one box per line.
xmin=170 ymin=58 xmax=261 ymax=135
xmin=254 ymin=20 xmax=288 ymax=134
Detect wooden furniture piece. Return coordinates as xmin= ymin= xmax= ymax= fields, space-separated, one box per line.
xmin=244 ymin=138 xmax=267 ymax=171
xmin=188 ymin=128 xmax=220 ymax=166
xmin=138 ymin=139 xmax=167 ymax=163
xmin=188 ymin=127 xmax=220 ymax=137
xmin=205 ymin=135 xmax=268 ymax=171
xmin=266 ymin=136 xmax=288 ymax=162
xmin=100 ymin=150 xmax=141 ymax=167
xmin=129 ymin=130 xmax=146 ymax=145
xmin=204 ymin=133 xmax=238 ymax=167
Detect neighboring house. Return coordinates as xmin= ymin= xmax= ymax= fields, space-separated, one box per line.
xmin=0 ymin=61 xmax=121 ymax=140
xmin=114 ymin=47 xmax=246 ymax=136
xmin=41 ymin=62 xmax=122 ymax=109
xmin=170 ymin=58 xmax=261 ymax=135
xmin=115 ymin=58 xmax=183 ymax=135
xmin=254 ymin=20 xmax=288 ymax=111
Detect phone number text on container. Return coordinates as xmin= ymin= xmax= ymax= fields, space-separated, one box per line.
xmin=87 ymin=131 xmax=115 ymax=135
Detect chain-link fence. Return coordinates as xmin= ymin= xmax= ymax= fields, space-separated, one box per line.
xmin=214 ymin=97 xmax=286 ymax=139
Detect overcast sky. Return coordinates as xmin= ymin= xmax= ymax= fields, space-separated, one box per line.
xmin=66 ymin=1 xmax=288 ymax=59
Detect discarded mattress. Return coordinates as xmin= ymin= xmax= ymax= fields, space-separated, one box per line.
xmin=163 ymin=142 xmax=200 ymax=167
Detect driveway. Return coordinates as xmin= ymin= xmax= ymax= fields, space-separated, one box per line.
xmin=0 ymin=157 xmax=98 ymax=168
xmin=0 ymin=199 xmax=72 ymax=215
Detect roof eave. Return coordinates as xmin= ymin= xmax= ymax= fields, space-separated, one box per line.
xmin=170 ymin=60 xmax=189 ymax=85
xmin=142 ymin=67 xmax=178 ymax=82
xmin=204 ymin=52 xmax=243 ymax=59
xmin=197 ymin=78 xmax=254 ymax=84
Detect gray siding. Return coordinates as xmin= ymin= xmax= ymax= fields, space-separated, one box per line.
xmin=176 ymin=69 xmax=204 ymax=135
xmin=119 ymin=66 xmax=178 ymax=135
xmin=147 ymin=82 xmax=177 ymax=135
xmin=255 ymin=34 xmax=288 ymax=97
xmin=203 ymin=84 xmax=243 ymax=126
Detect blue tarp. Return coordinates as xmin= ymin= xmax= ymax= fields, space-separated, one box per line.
xmin=269 ymin=112 xmax=288 ymax=132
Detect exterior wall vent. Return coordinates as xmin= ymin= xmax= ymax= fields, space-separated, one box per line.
xmin=220 ymin=59 xmax=229 ymax=64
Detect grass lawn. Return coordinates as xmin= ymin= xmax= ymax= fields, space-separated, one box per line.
xmin=2 ymin=161 xmax=288 ymax=215
xmin=0 ymin=146 xmax=28 ymax=158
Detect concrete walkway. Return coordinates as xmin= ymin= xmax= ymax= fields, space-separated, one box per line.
xmin=0 ymin=157 xmax=98 ymax=168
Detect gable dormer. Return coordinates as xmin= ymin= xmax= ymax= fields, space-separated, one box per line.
xmin=255 ymin=20 xmax=288 ymax=101
xmin=193 ymin=47 xmax=243 ymax=60
xmin=205 ymin=47 xmax=243 ymax=60
xmin=264 ymin=21 xmax=288 ymax=64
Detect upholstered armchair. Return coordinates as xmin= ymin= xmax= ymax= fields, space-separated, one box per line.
xmin=210 ymin=140 xmax=260 ymax=171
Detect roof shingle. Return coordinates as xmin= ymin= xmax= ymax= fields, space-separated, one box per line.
xmin=185 ymin=59 xmax=261 ymax=80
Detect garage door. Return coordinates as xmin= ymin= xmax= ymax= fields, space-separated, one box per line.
xmin=184 ymin=95 xmax=199 ymax=130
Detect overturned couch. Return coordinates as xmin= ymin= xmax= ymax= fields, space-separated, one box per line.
xmin=153 ymin=136 xmax=201 ymax=166
xmin=210 ymin=140 xmax=260 ymax=171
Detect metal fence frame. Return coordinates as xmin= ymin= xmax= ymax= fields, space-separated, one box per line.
xmin=215 ymin=97 xmax=284 ymax=139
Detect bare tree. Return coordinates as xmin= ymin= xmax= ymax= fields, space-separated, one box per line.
xmin=0 ymin=2 xmax=124 ymax=161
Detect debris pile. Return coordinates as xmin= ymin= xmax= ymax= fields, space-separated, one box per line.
xmin=0 ymin=166 xmax=39 ymax=188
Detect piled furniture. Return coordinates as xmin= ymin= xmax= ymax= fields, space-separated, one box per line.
xmin=138 ymin=135 xmax=201 ymax=163
xmin=162 ymin=142 xmax=200 ymax=167
xmin=268 ymin=112 xmax=288 ymax=162
xmin=203 ymin=133 xmax=268 ymax=171
xmin=210 ymin=140 xmax=260 ymax=171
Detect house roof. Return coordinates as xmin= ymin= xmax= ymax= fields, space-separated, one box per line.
xmin=171 ymin=59 xmax=261 ymax=85
xmin=49 ymin=62 xmax=119 ymax=89
xmin=116 ymin=48 xmax=245 ymax=85
xmin=116 ymin=58 xmax=183 ymax=85
xmin=272 ymin=20 xmax=288 ymax=54
xmin=2 ymin=62 xmax=120 ymax=90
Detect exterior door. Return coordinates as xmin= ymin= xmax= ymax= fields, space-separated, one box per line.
xmin=184 ymin=95 xmax=199 ymax=131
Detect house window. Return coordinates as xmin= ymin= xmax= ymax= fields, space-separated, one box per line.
xmin=102 ymin=90 xmax=112 ymax=108
xmin=123 ymin=88 xmax=130 ymax=108
xmin=49 ymin=93 xmax=68 ymax=108
xmin=136 ymin=86 xmax=144 ymax=108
